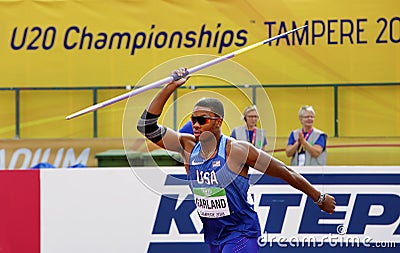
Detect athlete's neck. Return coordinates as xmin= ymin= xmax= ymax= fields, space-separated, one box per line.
xmin=199 ymin=132 xmax=219 ymax=159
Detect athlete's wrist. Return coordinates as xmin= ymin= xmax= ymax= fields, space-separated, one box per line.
xmin=314 ymin=192 xmax=326 ymax=205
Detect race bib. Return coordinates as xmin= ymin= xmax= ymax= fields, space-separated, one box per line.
xmin=193 ymin=187 xmax=230 ymax=218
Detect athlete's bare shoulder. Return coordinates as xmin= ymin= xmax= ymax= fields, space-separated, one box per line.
xmin=227 ymin=136 xmax=253 ymax=153
xmin=228 ymin=136 xmax=262 ymax=163
xmin=226 ymin=137 xmax=254 ymax=175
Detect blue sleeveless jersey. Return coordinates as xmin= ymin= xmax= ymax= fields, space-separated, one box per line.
xmin=187 ymin=135 xmax=261 ymax=245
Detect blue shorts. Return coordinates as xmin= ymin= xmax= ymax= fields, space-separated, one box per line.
xmin=209 ymin=236 xmax=259 ymax=253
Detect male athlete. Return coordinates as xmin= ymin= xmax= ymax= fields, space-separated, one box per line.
xmin=137 ymin=68 xmax=336 ymax=253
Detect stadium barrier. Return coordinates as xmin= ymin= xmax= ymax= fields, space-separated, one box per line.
xmin=0 ymin=166 xmax=398 ymax=253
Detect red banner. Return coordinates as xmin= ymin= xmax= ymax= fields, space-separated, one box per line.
xmin=0 ymin=170 xmax=40 ymax=253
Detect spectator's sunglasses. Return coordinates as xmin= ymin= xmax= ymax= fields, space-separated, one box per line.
xmin=191 ymin=115 xmax=220 ymax=125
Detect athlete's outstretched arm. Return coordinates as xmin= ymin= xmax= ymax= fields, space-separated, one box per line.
xmin=137 ymin=68 xmax=191 ymax=153
xmin=244 ymin=143 xmax=336 ymax=214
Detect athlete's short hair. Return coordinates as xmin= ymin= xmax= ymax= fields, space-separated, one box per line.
xmin=194 ymin=98 xmax=224 ymax=118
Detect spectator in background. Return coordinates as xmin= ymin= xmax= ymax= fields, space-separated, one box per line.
xmin=179 ymin=120 xmax=193 ymax=134
xmin=230 ymin=105 xmax=267 ymax=150
xmin=286 ymin=105 xmax=327 ymax=166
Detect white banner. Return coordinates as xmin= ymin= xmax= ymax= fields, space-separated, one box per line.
xmin=0 ymin=166 xmax=398 ymax=252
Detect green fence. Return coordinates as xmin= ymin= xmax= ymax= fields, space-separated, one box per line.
xmin=1 ymin=82 xmax=399 ymax=138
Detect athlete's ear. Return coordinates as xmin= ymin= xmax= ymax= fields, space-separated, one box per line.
xmin=216 ymin=118 xmax=223 ymax=128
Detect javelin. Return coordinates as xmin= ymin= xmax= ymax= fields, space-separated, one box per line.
xmin=66 ymin=25 xmax=307 ymax=120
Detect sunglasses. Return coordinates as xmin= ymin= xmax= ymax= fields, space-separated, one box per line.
xmin=191 ymin=115 xmax=220 ymax=125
